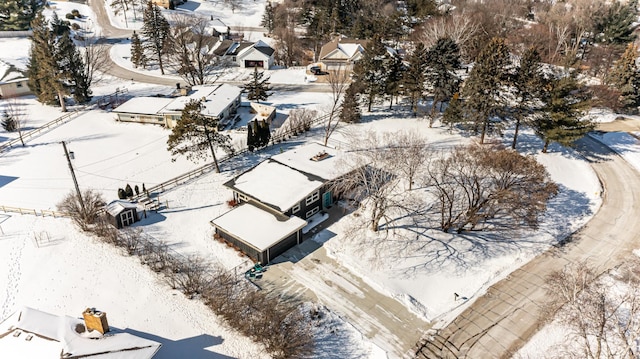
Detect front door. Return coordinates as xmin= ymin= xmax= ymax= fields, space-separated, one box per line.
xmin=322 ymin=191 xmax=332 ymax=208
xmin=120 ymin=210 xmax=135 ymax=227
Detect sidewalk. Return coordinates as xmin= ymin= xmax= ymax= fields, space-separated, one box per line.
xmin=261 ymin=234 xmax=431 ymax=358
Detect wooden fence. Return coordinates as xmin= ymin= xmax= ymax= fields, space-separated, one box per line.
xmin=0 ymin=108 xmax=86 ymax=153
xmin=0 ymin=205 xmax=70 ymax=218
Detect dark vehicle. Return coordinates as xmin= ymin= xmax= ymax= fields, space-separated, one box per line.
xmin=310 ymin=66 xmax=326 ymax=75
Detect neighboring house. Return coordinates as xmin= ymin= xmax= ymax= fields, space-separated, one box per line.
xmin=0 ymin=307 xmax=161 ymax=359
xmin=0 ymin=78 xmax=31 ymax=98
xmin=151 ymin=0 xmax=184 ymax=9
xmin=318 ymin=38 xmax=369 ymax=70
xmin=211 ymin=143 xmax=357 ymax=264
xmin=214 ymin=40 xmax=275 ymax=69
xmin=112 ymin=84 xmax=242 ymax=129
xmin=106 ymin=200 xmax=140 ymax=229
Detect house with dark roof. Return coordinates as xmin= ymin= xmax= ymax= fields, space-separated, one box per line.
xmin=214 ymin=40 xmax=275 ymax=69
xmin=211 ymin=143 xmax=358 ymax=264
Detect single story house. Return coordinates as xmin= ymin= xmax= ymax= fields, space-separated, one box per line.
xmin=0 ymin=307 xmax=161 ymax=358
xmin=318 ymin=38 xmax=368 ymax=71
xmin=214 ymin=40 xmax=275 ymax=69
xmin=112 ymin=84 xmax=242 ymax=129
xmin=211 ymin=143 xmax=357 ymax=263
xmin=0 ymin=78 xmax=31 ymax=98
xmin=105 ymin=200 xmax=140 ymax=228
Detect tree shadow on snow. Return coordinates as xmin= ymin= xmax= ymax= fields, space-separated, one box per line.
xmin=121 ymin=328 xmax=232 ymax=359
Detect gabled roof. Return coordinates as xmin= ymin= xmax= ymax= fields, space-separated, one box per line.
xmin=106 ymin=200 xmax=139 ymax=216
xmin=214 ymin=40 xmax=255 ymax=56
xmin=0 ymin=307 xmax=161 ymax=359
xmin=318 ymin=38 xmax=369 ymax=61
xmin=252 ymin=40 xmax=275 ymax=57
xmin=112 ymin=97 xmax=175 ymax=116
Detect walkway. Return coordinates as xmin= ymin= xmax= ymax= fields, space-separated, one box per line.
xmin=416 ymin=135 xmax=640 ymax=358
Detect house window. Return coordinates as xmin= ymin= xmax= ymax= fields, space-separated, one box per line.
xmin=305 ymin=191 xmax=319 ymax=206
xmin=291 ymin=204 xmax=300 ymax=214
xmin=306 ymin=206 xmax=319 ymax=218
xmin=16 ymin=82 xmax=23 ymax=88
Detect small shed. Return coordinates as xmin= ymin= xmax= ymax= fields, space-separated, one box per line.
xmin=106 ymin=200 xmax=140 ymax=229
xmin=211 ymin=204 xmax=307 ymax=264
xmin=0 ymin=78 xmax=31 ymax=98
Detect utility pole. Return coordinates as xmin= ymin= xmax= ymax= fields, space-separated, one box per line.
xmin=61 ymin=141 xmax=86 ymax=216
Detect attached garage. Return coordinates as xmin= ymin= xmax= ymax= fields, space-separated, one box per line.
xmin=244 ymin=60 xmax=264 ymax=68
xmin=211 ymin=204 xmax=307 ymax=264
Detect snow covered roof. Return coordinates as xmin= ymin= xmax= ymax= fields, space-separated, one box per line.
xmin=161 ymin=84 xmax=241 ymax=118
xmin=112 ymin=97 xmax=174 ymax=116
xmin=208 ymin=18 xmax=228 ymax=34
xmin=270 ymin=142 xmax=354 ymax=181
xmin=106 ymin=200 xmax=139 ymax=216
xmin=0 ymin=77 xmax=28 ymax=85
xmin=319 ymin=38 xmax=368 ymax=61
xmin=211 ymin=204 xmax=306 ymax=251
xmin=231 ymin=159 xmax=324 ymax=211
xmin=0 ymin=307 xmax=161 ymax=359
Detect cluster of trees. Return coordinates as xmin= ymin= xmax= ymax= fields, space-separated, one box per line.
xmin=0 ymin=0 xmax=42 ymax=31
xmin=546 ymin=260 xmax=640 ymax=358
xmin=246 ymin=120 xmax=271 ymax=152
xmin=58 ymin=189 xmax=315 ymax=358
xmin=131 ymin=6 xmax=228 ymax=86
xmin=27 ymin=13 xmax=95 ymax=111
xmin=332 ymin=131 xmax=557 ymax=233
xmin=117 ymin=183 xmax=146 ymax=199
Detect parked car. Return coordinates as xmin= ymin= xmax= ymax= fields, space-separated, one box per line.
xmin=310 ymin=66 xmax=326 ymax=75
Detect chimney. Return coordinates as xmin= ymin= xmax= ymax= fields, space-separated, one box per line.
xmin=82 ymin=308 xmax=109 ymax=334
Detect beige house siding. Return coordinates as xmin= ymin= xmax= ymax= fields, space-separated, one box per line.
xmin=0 ymin=79 xmax=31 ymax=98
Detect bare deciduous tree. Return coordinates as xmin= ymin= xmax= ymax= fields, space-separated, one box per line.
xmin=426 ymin=144 xmax=558 ymax=233
xmin=167 ymin=14 xmax=228 ymax=86
xmin=57 ymin=189 xmax=106 ymax=231
xmin=386 ymin=131 xmax=428 ymax=191
xmin=546 ymin=260 xmax=640 ymax=359
xmin=79 ymin=34 xmax=112 ymax=88
xmin=277 ymin=108 xmax=317 ymax=137
xmin=417 ymin=12 xmax=480 ymax=62
xmin=323 ymin=67 xmax=350 ymax=146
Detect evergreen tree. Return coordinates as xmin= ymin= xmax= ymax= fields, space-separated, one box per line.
xmin=510 ymin=47 xmax=544 ymax=149
xmin=534 ymin=72 xmax=594 ymax=153
xmin=0 ymin=0 xmax=41 ymax=31
xmin=134 ymin=185 xmax=140 ymax=195
xmin=352 ymin=35 xmax=388 ymax=112
xmin=125 ymin=183 xmax=134 ymax=197
xmin=442 ymin=92 xmax=463 ymax=129
xmin=27 ymin=14 xmax=64 ymax=109
xmin=141 ymin=2 xmax=170 ymax=75
xmin=340 ymin=84 xmax=361 ymax=123
xmin=384 ymin=50 xmax=405 ymax=110
xmin=402 ymin=43 xmax=428 ymax=116
xmin=261 ymin=2 xmax=275 ymax=34
xmin=462 ymin=37 xmax=511 ymax=143
xmin=167 ymin=99 xmax=234 ymax=173
xmin=55 ymin=30 xmax=91 ymax=105
xmin=242 ymin=67 xmax=272 ymax=103
xmin=593 ymin=0 xmax=637 ymax=45
xmin=426 ymin=37 xmax=461 ymax=123
xmin=50 ymin=11 xmax=70 ymax=36
xmin=246 ymin=122 xmax=255 ymax=151
xmin=130 ymin=30 xmax=147 ymax=68
xmin=609 ymin=43 xmax=640 ymax=114
xmin=118 ymin=188 xmax=127 ymax=199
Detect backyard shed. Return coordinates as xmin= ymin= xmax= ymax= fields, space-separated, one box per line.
xmin=211 ymin=204 xmax=307 ymax=264
xmin=106 ymin=200 xmax=140 ymax=229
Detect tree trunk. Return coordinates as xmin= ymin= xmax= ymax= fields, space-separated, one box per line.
xmin=158 ymin=49 xmax=165 ymax=75
xmin=205 ymin=128 xmax=221 ymax=173
xmin=58 ymin=91 xmax=67 ymax=112
xmin=511 ymin=118 xmax=521 ymax=149
xmin=479 ymin=119 xmax=487 ymax=144
xmin=542 ymin=139 xmax=550 ymax=153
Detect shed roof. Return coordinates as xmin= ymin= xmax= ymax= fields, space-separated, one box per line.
xmin=0 ymin=307 xmax=161 ymax=359
xmin=106 ymin=200 xmax=139 ymax=216
xmin=211 ymin=204 xmax=306 ymax=251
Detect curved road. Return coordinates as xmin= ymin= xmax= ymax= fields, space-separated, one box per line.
xmin=417 ymin=134 xmax=640 ymax=358
xmin=89 ymin=1 xmax=330 ymax=92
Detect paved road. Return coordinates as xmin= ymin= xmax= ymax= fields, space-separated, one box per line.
xmin=417 ymin=134 xmax=640 ymax=358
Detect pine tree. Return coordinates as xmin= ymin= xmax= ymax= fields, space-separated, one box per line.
xmin=54 ymin=31 xmax=83 ymax=106
xmin=246 ymin=122 xmax=255 ymax=151
xmin=125 ymin=183 xmax=134 ymax=197
xmin=340 ymin=83 xmax=361 ymax=123
xmin=442 ymin=92 xmax=463 ymax=129
xmin=510 ymin=47 xmax=544 ymax=149
xmin=242 ymin=67 xmax=272 ymax=103
xmin=534 ymin=72 xmax=594 ymax=153
xmin=27 ymin=14 xmax=63 ymax=108
xmin=425 ymin=37 xmax=461 ymax=123
xmin=261 ymin=2 xmax=275 ymax=34
xmin=0 ymin=0 xmax=41 ymax=31
xmin=402 ymin=43 xmax=428 ymax=116
xmin=167 ymin=99 xmax=234 ymax=173
xmin=609 ymin=43 xmax=640 ymax=114
xmin=352 ymin=35 xmax=388 ymax=112
xmin=130 ymin=30 xmax=147 ymax=68
xmin=142 ymin=2 xmax=170 ymax=75
xmin=118 ymin=188 xmax=126 ymax=199
xmin=594 ymin=1 xmax=637 ymax=45
xmin=384 ymin=50 xmax=405 ymax=110
xmin=1 ymin=110 xmax=17 ymax=131
xmin=462 ymin=37 xmax=511 ymax=143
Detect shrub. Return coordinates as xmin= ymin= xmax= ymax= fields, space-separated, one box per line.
xmin=71 ymin=23 xmax=80 ymax=30
xmin=65 ymin=13 xmax=75 ymax=20
xmin=71 ymin=9 xmax=81 ymax=18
